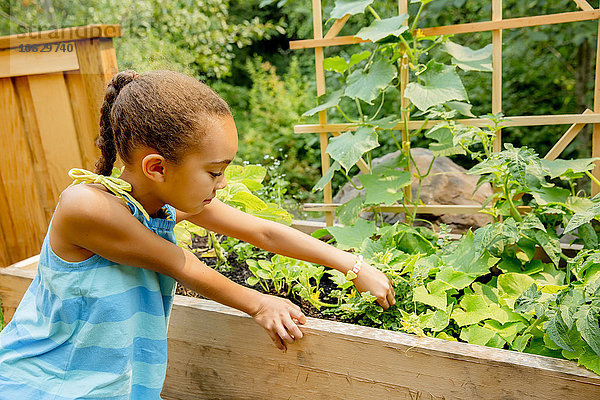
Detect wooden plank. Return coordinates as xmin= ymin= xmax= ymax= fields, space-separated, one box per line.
xmin=1 ymin=264 xmax=598 ymax=399
xmin=0 ymin=43 xmax=79 ymax=78
xmin=0 ymin=173 xmax=13 ymax=267
xmin=572 ymin=0 xmax=594 ymax=11
xmin=74 ymin=38 xmax=119 ymax=155
xmin=12 ymin=76 xmax=57 ymax=222
xmin=312 ymin=0 xmax=334 ymax=227
xmin=64 ymin=70 xmax=100 ymax=170
xmin=324 ymin=15 xmax=350 ymax=39
xmin=28 ymin=73 xmax=84 ymax=193
xmin=302 ymin=203 xmax=532 ymax=215
xmin=0 ymin=256 xmax=37 ymax=320
xmin=492 ymin=0 xmax=503 ymax=153
xmin=544 ymin=109 xmax=592 ymax=160
xmin=289 ymin=10 xmax=600 ymax=50
xmin=162 ymin=296 xmax=600 ymax=400
xmin=593 ymin=21 xmax=600 ymax=196
xmin=0 ymin=24 xmax=121 ymax=50
xmin=0 ymin=78 xmax=48 ymax=265
xmin=295 ymin=113 xmax=600 ymax=134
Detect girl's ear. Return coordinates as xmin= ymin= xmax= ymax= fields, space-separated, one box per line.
xmin=141 ymin=153 xmax=167 ymax=182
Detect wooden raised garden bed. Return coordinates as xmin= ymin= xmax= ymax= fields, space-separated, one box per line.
xmin=2 ymin=256 xmax=599 ymax=399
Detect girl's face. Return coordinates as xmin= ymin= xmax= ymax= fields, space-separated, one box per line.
xmin=163 ymin=115 xmax=238 ymax=214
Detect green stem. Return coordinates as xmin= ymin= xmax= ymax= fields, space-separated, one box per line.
xmin=389 ymin=130 xmax=403 ymax=152
xmin=355 ymin=98 xmax=364 ymax=121
xmin=369 ymin=90 xmax=386 ymax=121
xmin=504 ymin=178 xmax=522 ymax=222
xmin=367 ymin=5 xmax=381 ymax=20
xmin=362 ymin=44 xmax=379 ymax=73
xmin=585 ymin=170 xmax=600 ymax=189
xmin=398 ymin=34 xmax=416 ymax=65
xmin=336 ymin=105 xmax=355 ymax=123
xmin=342 ymin=168 xmax=363 ymax=190
xmin=410 ymin=2 xmax=425 ymax=33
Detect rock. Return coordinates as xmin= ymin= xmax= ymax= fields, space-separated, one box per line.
xmin=332 ymin=148 xmax=493 ymax=232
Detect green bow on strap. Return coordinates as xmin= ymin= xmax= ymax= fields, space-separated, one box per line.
xmin=68 ymin=168 xmax=151 ymax=221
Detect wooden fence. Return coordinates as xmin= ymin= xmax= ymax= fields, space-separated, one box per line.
xmin=290 ymin=0 xmax=600 ymax=226
xmin=0 ymin=24 xmax=121 ymax=267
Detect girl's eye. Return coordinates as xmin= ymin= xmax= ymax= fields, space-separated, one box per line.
xmin=209 ymin=172 xmax=223 ymax=178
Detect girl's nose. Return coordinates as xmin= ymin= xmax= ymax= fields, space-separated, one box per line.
xmin=216 ymin=175 xmax=227 ymax=190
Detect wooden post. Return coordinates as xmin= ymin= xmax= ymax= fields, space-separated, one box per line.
xmin=492 ymin=0 xmax=503 ymax=153
xmin=399 ymin=0 xmax=412 ymax=202
xmin=312 ymin=0 xmax=334 ymax=226
xmin=592 ymin=19 xmax=600 ymax=196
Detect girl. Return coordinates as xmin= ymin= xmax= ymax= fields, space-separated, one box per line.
xmin=0 ymin=70 xmax=395 ymax=398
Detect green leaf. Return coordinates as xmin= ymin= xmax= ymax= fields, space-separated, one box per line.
xmin=327 ymin=218 xmax=377 ymax=250
xmin=326 ymin=126 xmax=379 ymax=172
xmin=529 ymin=229 xmax=561 ymax=266
xmin=246 ymin=276 xmax=260 ymax=286
xmin=579 ymin=223 xmax=599 ymax=249
xmin=423 ymin=306 xmax=452 ymax=332
xmin=459 ymin=324 xmax=498 ymax=346
xmin=249 ymin=202 xmax=293 ymax=225
xmin=530 ymin=186 xmax=571 ymax=205
xmin=225 ymin=164 xmax=266 ymax=187
xmin=366 ymin=115 xmax=401 ymax=130
xmin=312 ymin=161 xmax=341 ymax=192
xmin=435 ymin=267 xmax=476 ymax=290
xmin=336 ymin=194 xmax=365 ymax=226
xmin=358 ymin=170 xmax=411 ymax=206
xmin=303 ymin=90 xmax=343 ymax=117
xmin=425 ymin=123 xmax=466 ymax=157
xmin=497 ymin=273 xmax=536 ymax=309
xmin=540 ymin=158 xmax=597 ymax=179
xmin=512 ymin=333 xmax=533 ymax=352
xmin=452 ymin=294 xmax=493 ymax=326
xmin=443 ymin=41 xmax=493 ymax=72
xmin=355 ymin=15 xmax=408 ymax=43
xmin=545 ymin=313 xmax=575 ymax=352
xmin=564 ymin=202 xmax=600 ymax=234
xmin=330 ymin=0 xmax=374 ymax=19
xmin=575 ymin=306 xmax=600 ymax=357
xmin=446 ymin=101 xmax=475 ymax=117
xmin=344 ymin=59 xmax=397 ymax=104
xmin=230 ymin=191 xmax=267 ymax=211
xmin=413 ymin=281 xmax=450 ymax=310
xmin=483 ymin=320 xmax=528 ymax=344
xmin=442 ymin=232 xmax=497 ymax=276
xmin=404 ymin=60 xmax=468 ymax=111
xmin=324 ymin=56 xmax=349 ymax=74
xmin=349 ymin=51 xmax=371 ymax=67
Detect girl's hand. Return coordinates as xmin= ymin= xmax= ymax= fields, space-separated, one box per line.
xmin=249 ymin=293 xmax=307 ymax=352
xmin=352 ymin=262 xmax=396 ymax=310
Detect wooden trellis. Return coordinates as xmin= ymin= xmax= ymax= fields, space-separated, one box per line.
xmin=290 ymin=0 xmax=600 ymax=226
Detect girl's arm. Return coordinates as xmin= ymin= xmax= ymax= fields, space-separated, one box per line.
xmin=54 ymin=185 xmax=304 ymax=351
xmin=179 ymin=199 xmax=396 ymax=310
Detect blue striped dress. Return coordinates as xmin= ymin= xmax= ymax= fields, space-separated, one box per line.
xmin=0 ymin=190 xmax=178 ymax=399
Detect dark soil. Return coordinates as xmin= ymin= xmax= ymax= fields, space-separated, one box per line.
xmin=175 ymin=235 xmax=344 ymax=322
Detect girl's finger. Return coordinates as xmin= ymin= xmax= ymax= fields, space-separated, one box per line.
xmin=276 ymin=322 xmax=296 ymax=345
xmin=291 ymin=308 xmax=307 ymax=325
xmin=387 ymin=290 xmax=396 ymax=307
xmin=266 ymin=327 xmax=286 ymax=351
xmin=284 ymin=314 xmax=304 ymax=340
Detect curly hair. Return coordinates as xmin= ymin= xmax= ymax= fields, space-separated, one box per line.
xmin=95 ymin=69 xmax=232 ymax=176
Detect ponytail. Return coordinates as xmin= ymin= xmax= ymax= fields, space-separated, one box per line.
xmin=95 ymin=70 xmax=140 ymax=176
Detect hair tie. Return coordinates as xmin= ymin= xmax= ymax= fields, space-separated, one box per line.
xmin=131 ymin=71 xmax=140 ymax=81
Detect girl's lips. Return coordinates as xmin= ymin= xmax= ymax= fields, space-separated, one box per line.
xmin=203 ymin=197 xmax=214 ymax=204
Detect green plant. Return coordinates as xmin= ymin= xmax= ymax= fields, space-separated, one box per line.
xmin=174 ymin=163 xmax=293 ymax=269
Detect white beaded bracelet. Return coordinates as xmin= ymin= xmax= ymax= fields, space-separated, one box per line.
xmin=345 ymin=254 xmax=363 ymax=281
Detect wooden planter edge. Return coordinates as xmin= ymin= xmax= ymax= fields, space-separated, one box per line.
xmin=1 ymin=257 xmax=599 ymax=399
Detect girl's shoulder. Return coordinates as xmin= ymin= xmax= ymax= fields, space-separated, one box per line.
xmin=49 ymin=183 xmax=133 ymax=263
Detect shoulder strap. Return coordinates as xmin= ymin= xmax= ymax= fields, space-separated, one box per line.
xmin=68 ymin=168 xmax=151 ymax=221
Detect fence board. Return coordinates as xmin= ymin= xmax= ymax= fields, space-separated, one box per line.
xmin=13 ymin=76 xmax=57 ymax=221
xmin=28 ymin=73 xmax=83 ymax=193
xmin=0 ymin=43 xmax=79 ymax=78
xmin=0 ymin=78 xmax=48 ymax=264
